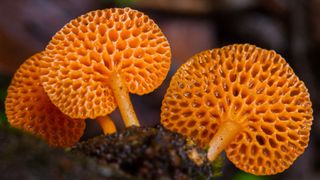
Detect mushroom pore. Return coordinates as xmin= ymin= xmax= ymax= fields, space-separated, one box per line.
xmin=5 ymin=52 xmax=85 ymax=147
xmin=40 ymin=8 xmax=171 ymax=128
xmin=161 ymin=44 xmax=313 ymax=175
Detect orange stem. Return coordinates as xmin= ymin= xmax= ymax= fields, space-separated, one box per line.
xmin=207 ymin=121 xmax=242 ymax=161
xmin=96 ymin=116 xmax=117 ymax=135
xmin=109 ymin=72 xmax=140 ymax=127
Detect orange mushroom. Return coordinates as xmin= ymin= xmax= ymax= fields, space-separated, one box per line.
xmin=5 ymin=52 xmax=85 ymax=147
xmin=40 ymin=8 xmax=171 ymax=128
xmin=161 ymin=44 xmax=313 ymax=175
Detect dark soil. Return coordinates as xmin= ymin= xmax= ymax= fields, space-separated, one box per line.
xmin=0 ymin=125 xmax=133 ymax=180
xmin=74 ymin=125 xmax=223 ymax=180
xmin=0 ymin=124 xmax=222 ymax=180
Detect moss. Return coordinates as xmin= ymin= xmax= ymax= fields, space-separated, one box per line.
xmin=0 ymin=74 xmax=11 ymax=126
xmin=74 ymin=125 xmax=223 ymax=179
xmin=212 ymin=156 xmax=224 ymax=178
xmin=0 ymin=113 xmax=8 ymax=126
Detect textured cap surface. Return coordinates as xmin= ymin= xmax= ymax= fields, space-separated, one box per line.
xmin=40 ymin=8 xmax=171 ymax=119
xmin=161 ymin=44 xmax=313 ymax=175
xmin=5 ymin=53 xmax=85 ymax=147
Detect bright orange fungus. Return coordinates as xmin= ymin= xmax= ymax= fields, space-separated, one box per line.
xmin=161 ymin=44 xmax=313 ymax=175
xmin=5 ymin=52 xmax=85 ymax=147
xmin=40 ymin=8 xmax=171 ymax=119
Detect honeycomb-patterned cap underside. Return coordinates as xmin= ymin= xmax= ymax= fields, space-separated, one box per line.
xmin=161 ymin=44 xmax=313 ymax=175
xmin=5 ymin=53 xmax=85 ymax=148
xmin=41 ymin=8 xmax=171 ymax=119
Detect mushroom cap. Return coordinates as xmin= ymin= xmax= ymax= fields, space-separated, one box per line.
xmin=40 ymin=8 xmax=171 ymax=119
xmin=5 ymin=52 xmax=85 ymax=148
xmin=161 ymin=44 xmax=313 ymax=175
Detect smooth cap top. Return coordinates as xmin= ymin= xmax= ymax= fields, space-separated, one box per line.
xmin=161 ymin=44 xmax=313 ymax=175
xmin=5 ymin=52 xmax=85 ymax=147
xmin=40 ymin=8 xmax=171 ymax=119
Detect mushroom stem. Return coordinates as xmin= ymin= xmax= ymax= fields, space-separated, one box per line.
xmin=109 ymin=72 xmax=140 ymax=127
xmin=207 ymin=121 xmax=242 ymax=161
xmin=96 ymin=116 xmax=117 ymax=135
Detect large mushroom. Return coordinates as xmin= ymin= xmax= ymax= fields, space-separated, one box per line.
xmin=40 ymin=8 xmax=171 ymax=128
xmin=161 ymin=44 xmax=313 ymax=175
xmin=5 ymin=52 xmax=85 ymax=147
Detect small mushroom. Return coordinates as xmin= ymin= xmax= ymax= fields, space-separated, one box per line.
xmin=40 ymin=8 xmax=171 ymax=128
xmin=5 ymin=52 xmax=85 ymax=147
xmin=161 ymin=44 xmax=313 ymax=175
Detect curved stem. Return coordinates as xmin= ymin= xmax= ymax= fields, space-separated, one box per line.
xmin=109 ymin=72 xmax=140 ymax=127
xmin=207 ymin=121 xmax=242 ymax=161
xmin=96 ymin=116 xmax=117 ymax=135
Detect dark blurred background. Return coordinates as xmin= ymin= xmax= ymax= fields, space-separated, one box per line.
xmin=0 ymin=0 xmax=319 ymax=179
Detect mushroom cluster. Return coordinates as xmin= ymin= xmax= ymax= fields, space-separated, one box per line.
xmin=5 ymin=8 xmax=171 ymax=147
xmin=161 ymin=44 xmax=313 ymax=175
xmin=4 ymin=6 xmax=314 ymax=177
